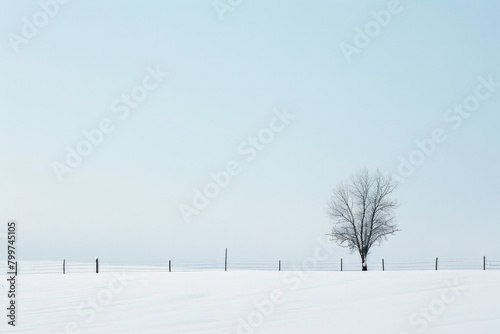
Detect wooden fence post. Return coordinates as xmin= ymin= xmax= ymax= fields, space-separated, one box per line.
xmin=279 ymin=260 xmax=281 ymax=272
xmin=169 ymin=260 xmax=171 ymax=273
xmin=483 ymin=256 xmax=486 ymax=271
xmin=95 ymin=257 xmax=99 ymax=274
xmin=63 ymin=260 xmax=66 ymax=275
xmin=382 ymin=259 xmax=385 ymax=271
xmin=341 ymin=258 xmax=343 ymax=272
xmin=435 ymin=257 xmax=438 ymax=271
xmin=225 ymin=248 xmax=228 ymax=272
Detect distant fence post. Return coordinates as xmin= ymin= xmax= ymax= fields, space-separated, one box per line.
xmin=435 ymin=257 xmax=438 ymax=271
xmin=341 ymin=258 xmax=343 ymax=272
xmin=225 ymin=248 xmax=228 ymax=272
xmin=382 ymin=259 xmax=385 ymax=271
xmin=279 ymin=260 xmax=281 ymax=272
xmin=169 ymin=260 xmax=171 ymax=273
xmin=96 ymin=257 xmax=99 ymax=274
xmin=63 ymin=260 xmax=66 ymax=275
xmin=483 ymin=256 xmax=486 ymax=271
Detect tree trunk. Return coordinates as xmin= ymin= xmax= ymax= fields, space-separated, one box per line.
xmin=361 ymin=254 xmax=368 ymax=271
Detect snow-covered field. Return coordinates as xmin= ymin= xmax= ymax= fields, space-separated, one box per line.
xmin=1 ymin=270 xmax=499 ymax=333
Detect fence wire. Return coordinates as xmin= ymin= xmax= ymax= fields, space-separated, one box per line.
xmin=2 ymin=258 xmax=498 ymax=275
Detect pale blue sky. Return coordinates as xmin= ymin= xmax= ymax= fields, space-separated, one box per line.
xmin=1 ymin=0 xmax=499 ymax=264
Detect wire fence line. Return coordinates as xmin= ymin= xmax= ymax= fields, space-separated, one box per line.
xmin=2 ymin=257 xmax=499 ymax=275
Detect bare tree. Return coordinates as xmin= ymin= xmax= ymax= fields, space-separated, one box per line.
xmin=326 ymin=169 xmax=399 ymax=271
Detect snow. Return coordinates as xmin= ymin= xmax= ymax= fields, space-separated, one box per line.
xmin=1 ymin=270 xmax=499 ymax=333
